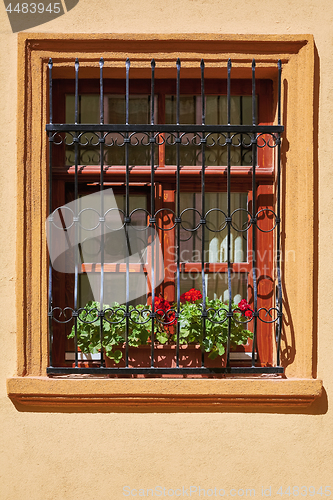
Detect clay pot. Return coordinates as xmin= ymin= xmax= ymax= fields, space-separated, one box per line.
xmin=104 ymin=343 xmax=226 ymax=368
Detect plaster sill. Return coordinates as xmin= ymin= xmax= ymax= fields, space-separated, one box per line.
xmin=7 ymin=377 xmax=323 ymax=408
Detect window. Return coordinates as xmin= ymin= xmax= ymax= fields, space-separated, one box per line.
xmin=8 ymin=35 xmax=322 ymax=407
xmin=47 ymin=56 xmax=283 ymax=375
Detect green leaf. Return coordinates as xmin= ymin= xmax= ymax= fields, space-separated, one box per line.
xmin=217 ymin=344 xmax=225 ymax=356
xmin=113 ymin=350 xmax=123 ymax=363
xmin=208 ymin=349 xmax=219 ymax=360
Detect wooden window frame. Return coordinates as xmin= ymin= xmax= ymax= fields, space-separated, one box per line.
xmin=7 ymin=34 xmax=322 ymax=409
xmin=51 ymin=77 xmax=275 ymax=369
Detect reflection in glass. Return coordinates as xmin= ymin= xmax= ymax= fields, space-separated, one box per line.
xmin=179 ymin=192 xmax=248 ymax=264
xmin=66 ymin=95 xmax=157 ymax=166
xmin=165 ymin=95 xmax=254 ymax=166
xmin=180 ymin=272 xmax=247 ymax=304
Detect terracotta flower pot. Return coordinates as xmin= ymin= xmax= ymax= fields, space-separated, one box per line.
xmin=104 ymin=344 xmax=226 ymax=369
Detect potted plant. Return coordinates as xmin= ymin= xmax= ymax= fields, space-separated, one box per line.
xmin=68 ymin=290 xmax=253 ymax=367
xmin=68 ymin=300 xmax=170 ymax=365
xmin=175 ymin=290 xmax=253 ymax=361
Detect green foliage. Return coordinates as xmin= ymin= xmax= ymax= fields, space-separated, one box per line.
xmin=175 ymin=297 xmax=253 ymax=359
xmin=68 ymin=300 xmax=167 ymax=363
xmin=68 ymin=297 xmax=253 ymax=363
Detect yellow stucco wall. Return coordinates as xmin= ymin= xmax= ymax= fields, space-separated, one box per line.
xmin=0 ymin=1 xmax=332 ymax=499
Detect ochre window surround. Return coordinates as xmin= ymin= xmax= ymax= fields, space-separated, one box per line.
xmin=7 ymin=34 xmax=322 ymax=408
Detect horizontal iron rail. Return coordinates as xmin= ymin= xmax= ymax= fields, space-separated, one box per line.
xmin=47 ymin=366 xmax=284 ymax=375
xmin=46 ymin=124 xmax=284 ymax=134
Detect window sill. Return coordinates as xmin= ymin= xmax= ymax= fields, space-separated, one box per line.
xmin=7 ymin=377 xmax=322 ymax=409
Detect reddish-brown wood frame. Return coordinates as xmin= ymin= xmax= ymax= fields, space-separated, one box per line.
xmin=50 ymin=77 xmax=275 ymax=368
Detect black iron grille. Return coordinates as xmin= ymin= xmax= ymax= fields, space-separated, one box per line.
xmin=46 ymin=57 xmax=284 ymax=376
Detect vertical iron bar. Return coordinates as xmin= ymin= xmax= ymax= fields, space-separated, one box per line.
xmin=48 ymin=58 xmax=53 ymax=367
xmin=200 ymin=59 xmax=206 ymax=367
xmin=74 ymin=58 xmax=79 ymax=368
xmin=226 ymin=59 xmax=232 ymax=367
xmin=251 ymin=59 xmax=258 ymax=367
xmin=176 ymin=58 xmax=181 ymax=367
xmin=125 ymin=58 xmax=130 ymax=367
xmin=150 ymin=59 xmax=156 ymax=367
xmin=99 ymin=57 xmax=105 ymax=367
xmin=240 ymin=96 xmax=243 ymax=166
xmin=276 ymin=59 xmax=283 ymax=365
xmin=48 ymin=59 xmax=53 ymax=125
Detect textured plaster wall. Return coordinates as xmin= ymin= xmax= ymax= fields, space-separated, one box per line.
xmin=0 ymin=1 xmax=333 ymax=499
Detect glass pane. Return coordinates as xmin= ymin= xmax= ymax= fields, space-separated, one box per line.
xmin=179 ymin=192 xmax=248 ymax=263
xmin=165 ymin=95 xmax=255 ymax=167
xmin=107 ymin=96 xmax=155 ymax=166
xmin=165 ymin=95 xmax=197 ymax=124
xmin=78 ymin=193 xmax=149 ymax=307
xmin=66 ymin=95 xmax=101 ymax=166
xmin=180 ymin=272 xmax=247 ymax=304
xmin=108 ymin=95 xmax=151 ymax=124
xmin=66 ymin=94 xmax=100 ymax=123
xmin=79 ymin=273 xmax=147 ymax=308
xmin=65 ymin=95 xmax=157 ymax=166
xmin=165 ymin=95 xmax=200 ymax=166
xmin=114 ymin=194 xmax=147 ymax=223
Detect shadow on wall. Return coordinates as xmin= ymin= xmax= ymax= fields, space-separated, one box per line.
xmin=280 ymin=79 xmax=295 ymax=371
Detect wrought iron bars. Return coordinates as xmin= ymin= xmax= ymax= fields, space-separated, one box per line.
xmin=46 ymin=57 xmax=284 ymax=375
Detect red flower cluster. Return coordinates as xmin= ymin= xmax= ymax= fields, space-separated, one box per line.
xmin=180 ymin=288 xmax=203 ymax=304
xmin=154 ymin=296 xmax=175 ymax=324
xmin=155 ymin=296 xmax=171 ymax=314
xmin=238 ymin=299 xmax=253 ymax=319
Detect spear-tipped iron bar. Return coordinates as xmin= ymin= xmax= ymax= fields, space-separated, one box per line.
xmin=99 ymin=57 xmax=105 ymax=367
xmin=48 ymin=58 xmax=53 ymax=367
xmin=200 ymin=59 xmax=206 ymax=368
xmin=226 ymin=58 xmax=232 ymax=368
xmin=125 ymin=58 xmax=130 ymax=367
xmin=251 ymin=59 xmax=258 ymax=368
xmin=176 ymin=58 xmax=181 ymax=368
xmin=73 ymin=58 xmax=80 ymax=368
xmin=150 ymin=58 xmax=156 ymax=367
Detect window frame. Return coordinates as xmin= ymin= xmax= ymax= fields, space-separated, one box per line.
xmin=52 ymin=77 xmax=272 ymax=170
xmin=50 ymin=76 xmax=276 ymax=370
xmin=7 ymin=34 xmax=322 ymax=408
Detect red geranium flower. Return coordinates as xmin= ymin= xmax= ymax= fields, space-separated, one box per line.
xmin=155 ymin=296 xmax=171 ymax=315
xmin=180 ymin=288 xmax=203 ymax=303
xmin=154 ymin=296 xmax=176 ymax=326
xmin=165 ymin=310 xmax=176 ymax=325
xmin=238 ymin=299 xmax=250 ymax=311
xmin=238 ymin=299 xmax=253 ymax=319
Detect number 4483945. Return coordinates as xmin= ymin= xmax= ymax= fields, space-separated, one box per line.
xmin=277 ymin=486 xmax=331 ymax=496
xmin=6 ymin=3 xmax=61 ymax=14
